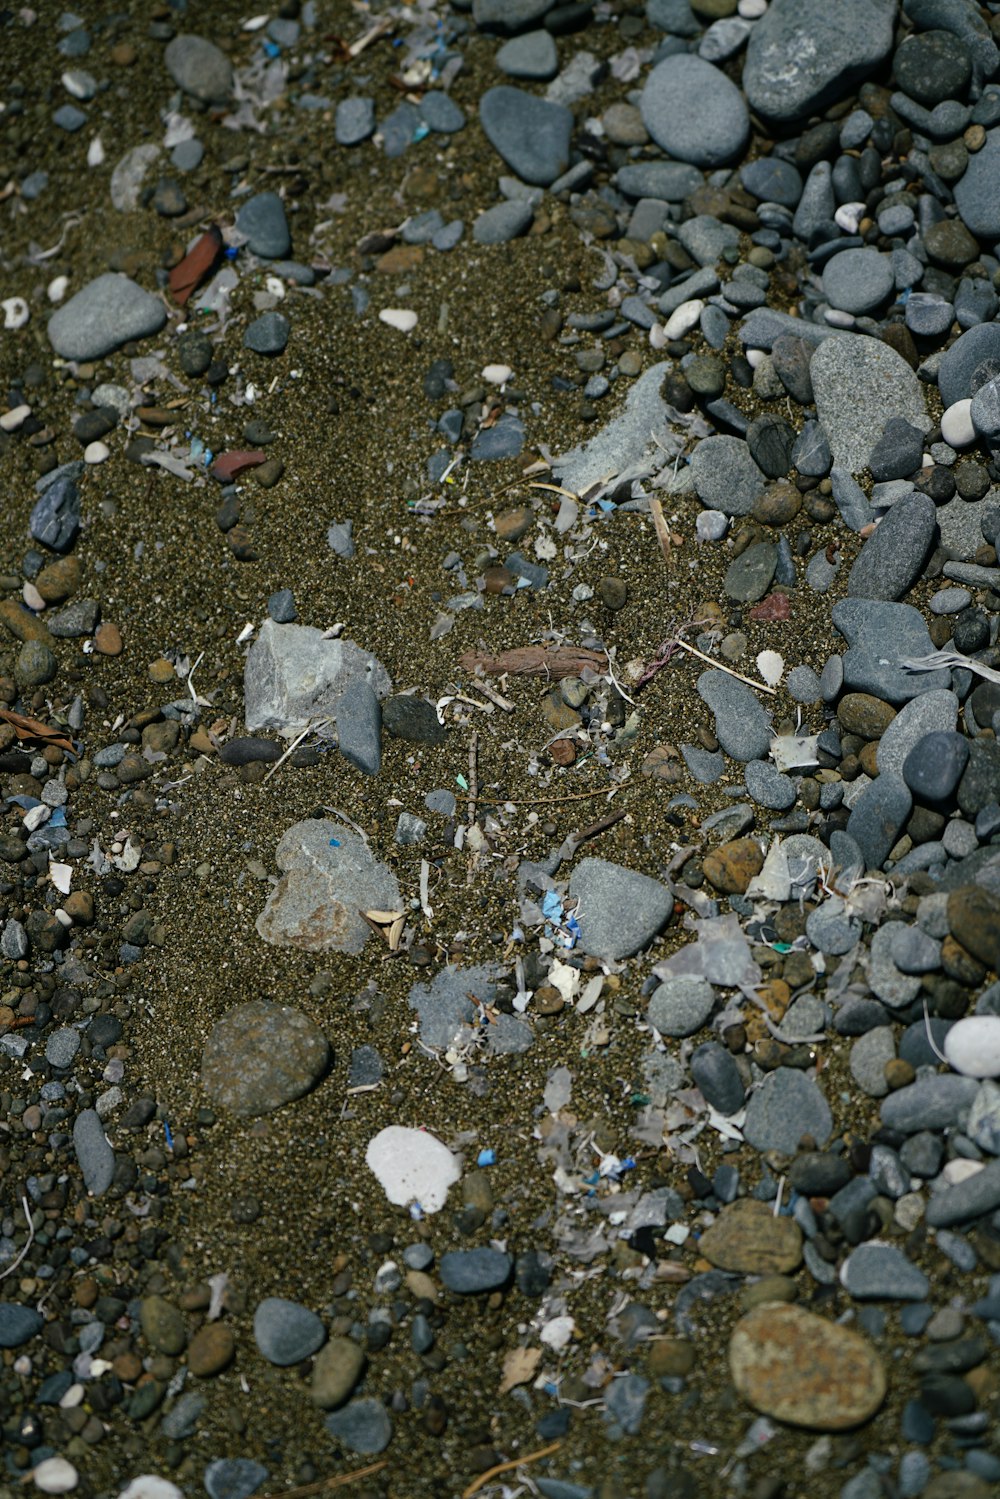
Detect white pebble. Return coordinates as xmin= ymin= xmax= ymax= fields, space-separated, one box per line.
xmin=87 ymin=135 xmax=105 ymax=167
xmin=663 ymin=299 xmax=704 ymax=340
xmin=944 ymin=1015 xmax=1000 ymax=1078
xmin=84 ymin=440 xmax=110 ymax=464
xmin=378 ymin=307 xmax=418 ymax=333
xmin=47 ymin=275 xmax=69 ymax=304
xmin=824 ymin=307 xmax=855 ymax=328
xmin=482 ymin=363 xmax=513 ymax=385
xmin=696 ymin=510 xmax=729 ymax=541
xmin=744 ymin=347 xmax=766 ymax=368
xmin=648 ymin=322 xmax=668 ymax=350
xmin=0 ymin=403 xmax=30 ymax=432
xmin=117 ymin=1483 xmax=183 ymax=1499
xmin=834 ymin=202 xmax=866 ymax=234
xmin=33 ymin=1458 xmax=79 ymax=1495
xmin=738 ymin=0 xmax=767 ymax=14
xmin=22 ymin=582 xmax=44 ymax=611
xmin=366 ymin=1125 xmax=460 ymax=1213
xmin=941 ymin=1157 xmax=984 ymax=1186
xmin=940 ymin=398 xmax=976 ymax=448
xmin=2 ymin=297 xmax=29 ymax=330
xmin=756 ymin=649 xmax=784 ymax=686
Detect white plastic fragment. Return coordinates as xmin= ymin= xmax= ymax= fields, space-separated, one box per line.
xmin=365 ymin=1125 xmax=460 ymax=1213
xmin=48 ymin=275 xmax=70 ymax=303
xmin=834 ymin=202 xmax=866 ymax=233
xmin=940 ymin=399 xmax=976 ymax=448
xmin=756 ymin=649 xmax=784 ymax=687
xmin=770 ymin=733 xmax=819 ymax=770
xmin=663 ymin=299 xmax=704 ymax=340
xmin=379 ymin=308 xmax=418 ymax=333
xmin=49 ymin=862 xmax=73 ymax=895
xmin=87 ymin=135 xmax=105 ymax=167
xmin=265 ymin=275 xmax=287 ymax=299
xmin=2 ymin=297 xmax=29 ymax=330
xmin=243 ymin=13 xmax=270 ymax=29
xmin=482 ymin=363 xmax=513 ymax=385
xmin=540 ymin=1315 xmax=575 ymax=1351
xmin=944 ymin=1016 xmax=1000 ymax=1078
xmin=0 ymin=403 xmax=30 ymax=431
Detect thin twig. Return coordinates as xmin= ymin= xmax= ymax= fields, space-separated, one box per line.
xmin=467 ymin=731 xmax=479 ymax=830
xmin=667 ymin=638 xmax=777 ymax=696
xmin=461 ymin=1441 xmax=563 ymax=1499
xmin=554 ymin=806 xmax=627 ymax=867
xmin=0 ymin=1196 xmax=35 ymax=1281
xmin=262 ymin=718 xmax=331 ymax=783
xmin=647 ymin=493 xmax=673 ymax=567
xmin=321 ymin=806 xmax=369 ymax=844
xmin=258 ymin=1460 xmax=389 ymax=1499
xmin=469 ymin=679 xmax=516 ymax=712
xmin=509 ymin=785 xmax=624 ymax=806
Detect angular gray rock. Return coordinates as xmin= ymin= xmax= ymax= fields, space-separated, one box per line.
xmin=742 ymin=1069 xmax=832 ymax=1153
xmin=846 ymin=492 xmax=937 ymax=600
xmin=833 ymin=599 xmax=952 ymax=703
xmin=881 ymin=1074 xmax=979 ymax=1132
xmin=336 ymin=680 xmax=382 ymax=776
xmin=48 ymin=274 xmax=167 ymax=362
xmin=925 ymin=1158 xmax=1000 ymax=1226
xmin=553 ymin=362 xmax=672 ymax=497
xmin=840 ymin=1243 xmax=930 ymax=1300
xmin=743 ymin=0 xmax=896 ymax=122
xmin=200 ymin=998 xmax=331 ymax=1116
xmin=878 ymin=691 xmax=959 ymax=777
xmin=568 ymin=858 xmax=673 ymax=961
xmin=696 ymin=670 xmax=773 ymax=762
xmin=846 ymin=774 xmax=913 ymax=870
xmin=479 ymin=86 xmax=573 ymax=185
xmin=244 ymin=619 xmax=391 ymax=735
xmin=640 ymin=54 xmax=749 ymax=167
xmin=811 ymin=336 xmax=928 ymax=473
xmin=938 ymin=322 xmax=1000 ymax=408
xmin=256 ymin=819 xmax=401 ymax=955
xmin=689 ymin=435 xmax=767 ymax=515
xmin=254 ymin=1297 xmax=326 ymax=1365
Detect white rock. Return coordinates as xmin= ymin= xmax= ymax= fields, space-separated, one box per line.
xmin=824 ymin=307 xmax=855 ymax=328
xmin=87 ymin=135 xmax=105 ymax=167
xmin=23 ymin=582 xmax=45 ymax=611
xmin=648 ymin=322 xmax=668 ymax=350
xmin=941 ymin=1157 xmax=984 ymax=1186
xmin=117 ymin=1483 xmax=184 ymax=1499
xmin=663 ymin=299 xmax=704 ymax=340
xmin=84 ymin=440 xmax=110 ymax=464
xmin=0 ymin=403 xmax=30 ymax=432
xmin=482 ymin=363 xmax=513 ymax=385
xmin=944 ymin=1015 xmax=1000 ymax=1078
xmin=32 ymin=1458 xmax=78 ymax=1495
xmin=365 ymin=1125 xmax=460 ymax=1213
xmin=834 ymin=202 xmax=865 ymax=234
xmin=940 ymin=399 xmax=976 ymax=448
xmin=738 ymin=0 xmax=767 ymax=13
xmin=745 ymin=347 xmax=766 ymax=367
xmin=379 ymin=307 xmax=418 ymax=333
xmin=48 ymin=275 xmax=70 ymax=303
xmin=2 ymin=297 xmax=29 ymax=330
xmin=756 ymin=649 xmax=784 ymax=686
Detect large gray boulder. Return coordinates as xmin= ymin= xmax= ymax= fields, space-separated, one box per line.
xmin=244 ymin=619 xmax=391 ymax=735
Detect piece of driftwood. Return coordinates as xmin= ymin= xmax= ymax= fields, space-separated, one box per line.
xmin=459 ymin=645 xmax=607 ymax=679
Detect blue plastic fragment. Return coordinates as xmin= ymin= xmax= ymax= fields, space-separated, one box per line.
xmin=163 ymin=1120 xmax=174 ymax=1151
xmin=48 ymin=808 xmax=67 ymax=827
xmin=329 ymin=837 xmax=341 ymax=847
xmin=541 ymin=890 xmax=563 ymax=922
xmin=263 ymin=39 xmax=281 ymax=56
xmin=477 ymin=1148 xmax=496 ymax=1167
xmin=224 ymin=245 xmax=239 ymax=260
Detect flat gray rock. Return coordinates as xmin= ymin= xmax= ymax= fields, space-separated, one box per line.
xmin=256 ymin=819 xmax=400 ymax=955
xmin=473 ymin=0 xmax=554 ymax=33
xmin=846 ymin=774 xmax=912 ymax=871
xmin=254 ymin=1297 xmax=326 ymax=1365
xmin=840 ymin=1243 xmax=930 ymax=1301
xmin=743 ymin=0 xmax=896 ymax=122
xmin=690 ymin=435 xmax=767 ymax=516
xmin=881 ymin=1073 xmax=979 ymax=1132
xmin=616 ymin=162 xmax=704 ymax=201
xmin=244 ymin=619 xmax=391 ymax=735
xmin=832 ymin=599 xmax=952 ymax=704
xmin=335 ymin=97 xmax=376 ymax=146
xmin=553 ymin=362 xmax=672 ymax=497
xmin=938 ymin=321 xmax=1000 ymax=408
xmin=235 ymin=191 xmax=291 ymax=260
xmin=954 ymin=128 xmax=1000 ymax=239
xmin=164 ymin=34 xmax=233 ymax=103
xmin=336 ymin=679 xmax=382 ymax=776
xmin=822 ymin=249 xmax=894 ymax=315
xmin=640 ymin=54 xmax=749 ymax=167
xmin=647 ymin=976 xmax=715 ymax=1038
xmin=48 ymin=274 xmax=166 ymax=362
xmin=926 ymin=1157 xmax=1000 ymax=1226
xmin=878 ymin=690 xmax=958 ymax=776
xmin=569 ymin=858 xmax=673 ymax=960
xmin=0 ymin=1304 xmax=44 ymax=1348
xmin=479 ymin=86 xmax=573 ymax=185
xmin=847 ymin=492 xmax=937 ymax=600
xmin=742 ymin=1068 xmax=832 ymax=1153
xmin=496 ymin=30 xmax=558 ymax=80
xmin=811 ymin=336 xmax=928 ymax=473
xmin=439 ymin=1248 xmax=512 ymax=1292
xmin=73 ymin=1108 xmax=114 ymax=1196
xmin=696 ymin=670 xmax=773 ymax=762
xmin=201 ymin=998 xmax=331 ymax=1115
xmin=324 ymin=1398 xmax=393 ymax=1455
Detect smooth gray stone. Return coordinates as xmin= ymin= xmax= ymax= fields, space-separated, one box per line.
xmin=696 ymin=669 xmax=772 ymax=762
xmin=743 ymin=1068 xmax=832 ymax=1153
xmin=479 ymin=86 xmax=573 ymax=185
xmin=244 ymin=311 xmax=289 ymax=355
xmin=878 ymin=692 xmax=959 ymax=777
xmin=48 ymin=273 xmax=166 ymax=361
xmin=678 ymin=214 xmax=740 ymax=267
xmin=690 ymin=1042 xmax=745 ymax=1115
xmin=724 ymin=542 xmax=777 ymax=602
xmin=792 ymin=160 xmax=835 ymax=242
xmin=904 ymin=0 xmax=999 ymax=81
xmin=244 ymin=619 xmax=391 ymax=735
xmin=420 ymin=92 xmax=465 ymax=133
xmin=955 ymin=127 xmax=1000 ymax=238
xmin=335 ymin=96 xmax=375 ymax=145
xmin=881 ymin=1073 xmax=979 ymax=1132
xmin=690 ymin=434 xmax=766 ymax=515
xmin=847 ymin=774 xmax=913 ymax=870
xmin=847 ymin=491 xmax=937 ymax=599
xmin=495 ymin=30 xmax=558 ymax=80
xmin=831 ymin=468 xmax=875 ymax=532
xmin=0 ymin=1304 xmax=44 ymax=1348
xmin=647 ymin=976 xmax=715 ymax=1037
xmin=744 ymin=759 xmax=796 ymax=809
xmin=616 ymin=161 xmax=704 ymax=200
xmin=738 ymin=307 xmax=838 ymax=349
xmin=568 ymin=858 xmax=673 ymax=960
xmin=640 ymin=54 xmax=749 ymax=167
xmin=254 ymin=1298 xmax=326 ymax=1365
xmin=833 ymin=599 xmax=951 ymax=703
xmin=472 ymin=200 xmax=534 ymax=244
xmin=439 ymin=1248 xmax=512 ymax=1292
xmin=902 ymin=729 xmax=969 ymax=800
xmin=841 ymin=1243 xmax=930 ymax=1300
xmin=73 ymin=1108 xmax=115 ymax=1196
xmin=164 ymin=33 xmax=233 ymax=102
xmin=204 ymin=1459 xmax=270 ymax=1499
xmin=787 ymin=665 xmax=823 ymax=702
xmin=806 ymin=896 xmax=861 ymax=955
xmin=472 ymin=0 xmax=555 ymax=33
xmin=811 ymin=335 xmax=928 ymax=472
xmin=740 ymin=157 xmax=803 ymax=206
xmin=324 ymin=1398 xmax=392 ymax=1455
xmin=471 ymin=412 xmax=525 ymax=459
xmin=867 ymin=923 xmax=922 ymax=1008
xmin=336 ymin=679 xmax=382 ymax=776
xmin=680 ymin=743 xmax=725 ymax=783
xmin=659 ymin=267 xmax=720 ymax=314
xmin=744 ymin=0 xmax=896 ymax=122
xmin=971 ymin=375 xmax=1000 ymax=445
xmin=647 ymin=0 xmax=701 ymax=34
xmin=938 ymin=321 xmax=1000 ymax=407
xmin=868 ymin=417 xmax=924 ymax=481
xmin=905 ymin=291 xmax=954 ymax=338
xmin=849 ymin=1026 xmax=895 ymax=1097
xmin=823 ymin=248 xmax=894 ymax=315
xmin=236 ymin=192 xmax=291 ymax=259
xmin=926 ymin=1157 xmax=1000 ymax=1226
xmin=792 ymin=420 xmax=832 ymax=477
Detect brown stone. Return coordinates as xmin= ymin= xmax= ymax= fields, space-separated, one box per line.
xmin=940 ymin=934 xmax=987 ymax=986
xmin=376 ymin=244 xmax=424 ymax=274
xmin=35 ymin=556 xmax=81 ymax=603
xmin=494 ymin=506 xmax=534 ymax=543
xmin=947 ymin=885 xmax=1000 ymax=972
xmin=699 ymin=1198 xmax=803 ymax=1275
xmin=540 ymin=690 xmax=580 ymax=735
xmin=884 ymin=1057 xmax=916 ymax=1090
xmin=838 ymin=693 xmax=896 ymax=739
xmin=753 ymin=481 xmax=802 ymax=527
xmin=227 ymin=524 xmax=258 ymax=562
xmin=189 ymin=727 xmax=216 ymax=755
xmin=703 ymin=838 xmax=764 ymax=894
xmin=148 ymin=658 xmax=176 ymax=685
xmin=648 ymin=1338 xmax=694 ymax=1378
xmin=63 ymin=891 xmax=94 ymax=924
xmin=859 ymin=740 xmax=880 ymax=778
xmin=187 ymin=1323 xmax=235 ymax=1377
xmin=641 ymin=743 xmax=683 ymax=782
xmin=94 ymin=622 xmax=122 ymax=656
xmin=550 ymin=739 xmax=576 ymax=766
xmin=0 ymin=598 xmax=54 ymax=646
xmin=729 ymin=1303 xmax=886 ymax=1429
xmin=251 ymin=456 xmax=284 ymax=488
xmin=111 ymin=42 xmax=137 ymax=65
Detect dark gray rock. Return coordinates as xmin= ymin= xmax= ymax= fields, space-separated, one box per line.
xmin=925 ymin=1158 xmax=1000 ymax=1226
xmin=383 ymin=696 xmax=447 ymax=744
xmin=792 ymin=420 xmax=832 ymax=477
xmin=204 ymin=1459 xmax=269 ymax=1499
xmin=938 ymin=322 xmax=1000 ymax=408
xmin=201 ymin=999 xmax=331 ymax=1116
xmin=880 ymin=1073 xmax=979 ymax=1132
xmin=616 ymin=161 xmax=704 ymax=201
xmin=73 ymin=1108 xmax=114 ymax=1197
xmin=164 ymin=34 xmax=233 ymax=102
xmin=846 ymin=492 xmax=937 ymax=600
xmin=724 ymin=542 xmax=778 ymax=603
xmin=690 ymin=1042 xmax=745 ymax=1115
xmin=868 ymin=418 xmax=924 ymax=481
xmin=479 ymin=87 xmax=573 ymax=185
xmin=743 ymin=0 xmax=896 ymax=122
xmin=244 ymin=312 xmax=289 ymax=356
xmin=569 ymin=858 xmax=673 ymax=960
xmin=473 ymin=200 xmax=534 ymax=244
xmin=878 ymin=691 xmax=958 ymax=777
xmin=832 ymin=599 xmax=952 ymax=703
xmin=439 ymin=1248 xmax=512 ymax=1292
xmin=846 ymin=774 xmax=913 ymax=870
xmin=954 ymin=128 xmax=1000 ymax=239
xmin=0 ymin=1304 xmax=43 ymax=1348
xmin=822 ymin=248 xmax=894 ymax=315
xmin=324 ymin=1398 xmax=393 ymax=1455
xmin=473 ymin=0 xmax=555 ymax=33
xmin=743 ymin=1068 xmax=832 ymax=1153
xmin=740 ymin=158 xmax=803 ymax=207
xmin=496 ymin=30 xmax=559 ymax=80
xmin=640 ymin=54 xmax=749 ymax=167
xmin=235 ymin=192 xmax=291 ymax=260
xmin=48 ymin=274 xmax=166 ymax=362
xmin=29 ymin=474 xmax=79 ymax=553
xmin=745 ymin=759 xmax=796 ymax=810
xmin=254 ymin=1297 xmax=326 ymax=1365
xmin=696 ymin=669 xmax=773 ymax=762
xmin=336 ymin=679 xmax=382 ymax=776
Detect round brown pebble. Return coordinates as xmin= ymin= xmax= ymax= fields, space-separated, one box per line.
xmin=35 ymin=556 xmax=81 ymax=603
xmin=63 ymin=891 xmax=94 ymax=924
xmin=112 ymin=1351 xmax=143 ymax=1382
xmin=729 ymin=1302 xmax=886 ymax=1429
xmin=111 ymin=41 xmax=137 ymax=65
xmin=703 ymin=838 xmax=765 ymax=894
xmin=838 ymin=692 xmax=896 ymax=739
xmin=884 ymin=1057 xmax=916 ymax=1090
xmin=699 ymin=1198 xmax=803 ymax=1276
xmin=550 ymin=738 xmax=576 ymax=766
xmin=187 ymin=1323 xmax=235 ymax=1377
xmin=598 ymin=576 xmax=628 ymax=610
xmin=753 ymin=480 xmax=802 ymax=527
xmin=965 ymin=124 xmax=986 ymax=152
xmin=94 ymin=622 xmax=122 ymax=655
xmin=148 ymin=658 xmax=176 ymax=685
xmin=741 ymin=1274 xmax=798 ymax=1310
xmin=648 ymin=1337 xmax=694 ymax=1378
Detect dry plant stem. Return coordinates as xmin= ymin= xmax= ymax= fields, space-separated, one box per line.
xmin=262 ymin=718 xmax=330 ymax=783
xmin=509 ymin=784 xmax=624 ymax=807
xmin=0 ymin=1196 xmax=34 ymax=1281
xmin=647 ymin=493 xmax=673 ymax=566
xmin=470 ymin=678 xmax=516 ymax=712
xmin=461 ymin=1441 xmax=563 ymax=1498
xmin=467 ymin=731 xmax=479 ymax=829
xmin=258 ymin=1460 xmax=389 ymax=1499
xmin=556 ymin=806 xmax=627 ymax=865
xmin=668 ymin=637 xmax=777 ymax=696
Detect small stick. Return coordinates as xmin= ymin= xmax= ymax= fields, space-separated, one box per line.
xmin=508 ymin=785 xmax=624 ymax=807
xmin=0 ymin=1196 xmax=34 ymax=1281
xmin=467 ymin=731 xmax=479 ymax=830
xmin=469 ymin=679 xmax=516 ymax=712
xmin=647 ymin=493 xmax=673 ymax=567
xmin=257 ymin=1460 xmax=388 ymax=1499
xmin=461 ymin=1441 xmax=562 ymax=1499
xmin=555 ymin=806 xmax=627 ymax=867
xmin=667 ymin=638 xmax=777 ymax=696
xmin=262 ymin=718 xmax=331 ymax=783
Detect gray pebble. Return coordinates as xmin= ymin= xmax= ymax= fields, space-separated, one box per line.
xmin=254 ymin=1297 xmax=326 ymax=1365
xmin=647 ymin=976 xmax=715 ymax=1038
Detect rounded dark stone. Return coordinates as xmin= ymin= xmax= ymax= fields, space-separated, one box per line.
xmin=690 ymin=1041 xmax=745 ymax=1115
xmin=894 ymin=30 xmax=971 ymax=108
xmin=746 ymin=414 xmax=796 ymax=478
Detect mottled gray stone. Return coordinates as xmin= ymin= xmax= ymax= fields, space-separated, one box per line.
xmin=743 ymin=1068 xmax=832 ymax=1153
xmin=640 ymin=54 xmax=749 ymax=167
xmin=254 ymin=1297 xmax=326 ymax=1365
xmin=244 ymin=619 xmax=391 ymax=735
xmin=841 ymin=1243 xmax=930 ymax=1300
xmin=201 ymin=999 xmax=330 ymax=1116
xmin=743 ymin=0 xmax=896 ymax=122
xmin=256 ymin=819 xmax=400 ymax=956
xmin=881 ymin=1073 xmax=979 ymax=1132
xmin=697 ymin=669 xmax=773 ymax=762
xmin=878 ymin=691 xmax=959 ymax=777
xmin=647 ymin=976 xmax=715 ymax=1037
xmin=846 ymin=774 xmax=913 ymax=871
xmin=164 ymin=34 xmax=233 ymax=103
xmin=690 ymin=435 xmax=767 ymax=516
xmin=847 ymin=492 xmax=937 ymax=600
xmin=48 ymin=274 xmax=166 ymax=362
xmin=569 ymin=859 xmax=673 ymax=960
xmin=811 ymin=336 xmax=928 ymax=473
xmin=73 ymin=1108 xmax=114 ymax=1196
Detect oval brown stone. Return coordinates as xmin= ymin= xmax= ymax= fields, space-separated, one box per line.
xmin=729 ymin=1303 xmax=886 ymax=1429
xmin=703 ymin=838 xmax=764 ymax=894
xmin=699 ymin=1199 xmax=803 ymax=1275
xmin=838 ymin=692 xmax=896 ymax=740
xmin=187 ymin=1323 xmax=235 ymax=1377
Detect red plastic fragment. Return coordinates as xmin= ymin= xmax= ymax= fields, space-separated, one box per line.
xmin=209 ymin=450 xmax=266 ymax=482
xmin=169 ymin=224 xmax=224 ymax=306
xmin=749 ymin=593 xmax=791 ymax=622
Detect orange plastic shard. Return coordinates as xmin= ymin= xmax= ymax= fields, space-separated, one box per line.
xmin=209 ymin=450 xmax=267 ymax=483
xmin=169 ymin=224 xmax=224 ymax=306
